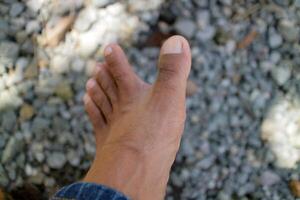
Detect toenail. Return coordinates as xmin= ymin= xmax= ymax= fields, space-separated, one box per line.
xmin=104 ymin=46 xmax=113 ymax=56
xmin=87 ymin=79 xmax=96 ymax=89
xmin=161 ymin=37 xmax=182 ymax=55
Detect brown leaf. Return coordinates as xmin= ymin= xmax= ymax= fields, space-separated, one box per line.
xmin=290 ymin=180 xmax=300 ymax=198
xmin=44 ymin=15 xmax=76 ymax=47
xmin=237 ymin=29 xmax=258 ymax=49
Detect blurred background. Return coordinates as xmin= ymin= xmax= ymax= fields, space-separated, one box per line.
xmin=0 ymin=0 xmax=300 ymax=199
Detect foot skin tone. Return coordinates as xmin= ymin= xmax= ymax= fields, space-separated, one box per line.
xmin=83 ymin=35 xmax=191 ymax=200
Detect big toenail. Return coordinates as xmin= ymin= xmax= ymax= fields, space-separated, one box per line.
xmin=104 ymin=46 xmax=113 ymax=56
xmin=161 ymin=37 xmax=182 ymax=54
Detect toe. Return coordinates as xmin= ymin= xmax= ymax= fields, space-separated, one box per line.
xmin=94 ymin=63 xmax=118 ymax=107
xmin=84 ymin=94 xmax=106 ymax=130
xmin=86 ymin=78 xmax=112 ymax=122
xmin=154 ymin=35 xmax=191 ymax=96
xmin=103 ymin=44 xmax=142 ymax=96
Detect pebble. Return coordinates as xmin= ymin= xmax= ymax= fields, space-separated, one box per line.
xmin=0 ymin=41 xmax=20 ymax=67
xmin=26 ymin=20 xmax=41 ymax=34
xmin=91 ymin=0 xmax=112 ymax=7
xmin=260 ymin=171 xmax=281 ymax=187
xmin=2 ymin=137 xmax=23 ymax=163
xmin=174 ymin=18 xmax=196 ymax=38
xmin=31 ymin=117 xmax=50 ymax=134
xmin=19 ymin=104 xmax=35 ymax=121
xmin=10 ymin=2 xmax=25 ymax=17
xmin=271 ymin=60 xmax=292 ymax=86
xmin=47 ymin=152 xmax=67 ymax=169
xmin=295 ymin=0 xmax=300 ymax=7
xmin=54 ymin=82 xmax=74 ymax=101
xmin=268 ymin=32 xmax=283 ymax=48
xmin=279 ymin=20 xmax=299 ymax=42
xmin=1 ymin=111 xmax=17 ymax=131
xmin=50 ymin=55 xmax=70 ymax=74
xmin=74 ymin=7 xmax=97 ymax=32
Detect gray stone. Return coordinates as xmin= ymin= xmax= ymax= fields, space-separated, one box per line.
xmin=295 ymin=0 xmax=300 ymax=7
xmin=10 ymin=2 xmax=25 ymax=17
xmin=0 ymin=165 xmax=9 ymax=185
xmin=271 ymin=60 xmax=292 ymax=85
xmin=67 ymin=150 xmax=81 ymax=166
xmin=47 ymin=152 xmax=67 ymax=169
xmin=268 ymin=32 xmax=283 ymax=48
xmin=0 ymin=41 xmax=20 ymax=67
xmin=260 ymin=171 xmax=281 ymax=186
xmin=197 ymin=156 xmax=216 ymax=169
xmin=279 ymin=20 xmax=299 ymax=42
xmin=174 ymin=18 xmax=196 ymax=38
xmin=26 ymin=20 xmax=41 ymax=34
xmin=31 ymin=117 xmax=50 ymax=134
xmin=2 ymin=137 xmax=23 ymax=163
xmin=1 ymin=111 xmax=17 ymax=131
xmin=16 ymin=57 xmax=29 ymax=71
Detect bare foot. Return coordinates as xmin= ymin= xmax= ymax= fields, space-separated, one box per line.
xmin=83 ymin=35 xmax=191 ymax=200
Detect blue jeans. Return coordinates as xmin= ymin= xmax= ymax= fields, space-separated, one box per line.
xmin=51 ymin=182 xmax=130 ymax=200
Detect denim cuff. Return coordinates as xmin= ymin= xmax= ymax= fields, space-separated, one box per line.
xmin=51 ymin=182 xmax=130 ymax=200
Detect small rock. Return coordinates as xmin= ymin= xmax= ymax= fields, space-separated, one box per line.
xmin=0 ymin=41 xmax=20 ymax=67
xmin=268 ymin=32 xmax=283 ymax=48
xmin=31 ymin=117 xmax=50 ymax=134
xmin=1 ymin=111 xmax=17 ymax=131
xmin=24 ymin=61 xmax=38 ymax=79
xmin=47 ymin=152 xmax=67 ymax=169
xmin=20 ymin=104 xmax=35 ymax=121
xmin=279 ymin=20 xmax=299 ymax=42
xmin=295 ymin=0 xmax=300 ymax=7
xmin=44 ymin=177 xmax=56 ymax=187
xmin=214 ymin=28 xmax=231 ymax=45
xmin=55 ymin=82 xmax=73 ymax=101
xmin=271 ymin=60 xmax=292 ymax=85
xmin=50 ymin=55 xmax=70 ymax=74
xmin=28 ymin=173 xmax=44 ymax=184
xmin=67 ymin=150 xmax=80 ymax=166
xmin=26 ymin=20 xmax=41 ymax=34
xmin=71 ymin=58 xmax=85 ymax=72
xmin=186 ymin=80 xmax=198 ymax=96
xmin=260 ymin=171 xmax=281 ymax=186
xmin=16 ymin=57 xmax=29 ymax=71
xmin=290 ymin=180 xmax=300 ymax=198
xmin=174 ymin=18 xmax=196 ymax=38
xmin=74 ymin=7 xmax=97 ymax=32
xmin=91 ymin=0 xmax=112 ymax=7
xmin=2 ymin=137 xmax=23 ymax=163
xmin=10 ymin=2 xmax=25 ymax=17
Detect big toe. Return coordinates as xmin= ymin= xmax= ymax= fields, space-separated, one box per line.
xmin=154 ymin=35 xmax=191 ymax=96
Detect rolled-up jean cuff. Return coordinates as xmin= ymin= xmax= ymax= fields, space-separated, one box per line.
xmin=51 ymin=182 xmax=130 ymax=200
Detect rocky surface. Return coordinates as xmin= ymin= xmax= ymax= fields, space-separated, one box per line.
xmin=0 ymin=0 xmax=300 ymax=199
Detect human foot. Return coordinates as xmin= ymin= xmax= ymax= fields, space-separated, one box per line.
xmin=83 ymin=35 xmax=191 ymax=200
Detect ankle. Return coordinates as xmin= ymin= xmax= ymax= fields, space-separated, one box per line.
xmin=84 ymin=143 xmax=174 ymax=199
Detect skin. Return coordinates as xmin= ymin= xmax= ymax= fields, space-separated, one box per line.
xmin=83 ymin=35 xmax=191 ymax=200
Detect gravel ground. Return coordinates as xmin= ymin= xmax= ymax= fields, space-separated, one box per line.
xmin=0 ymin=0 xmax=300 ymax=199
